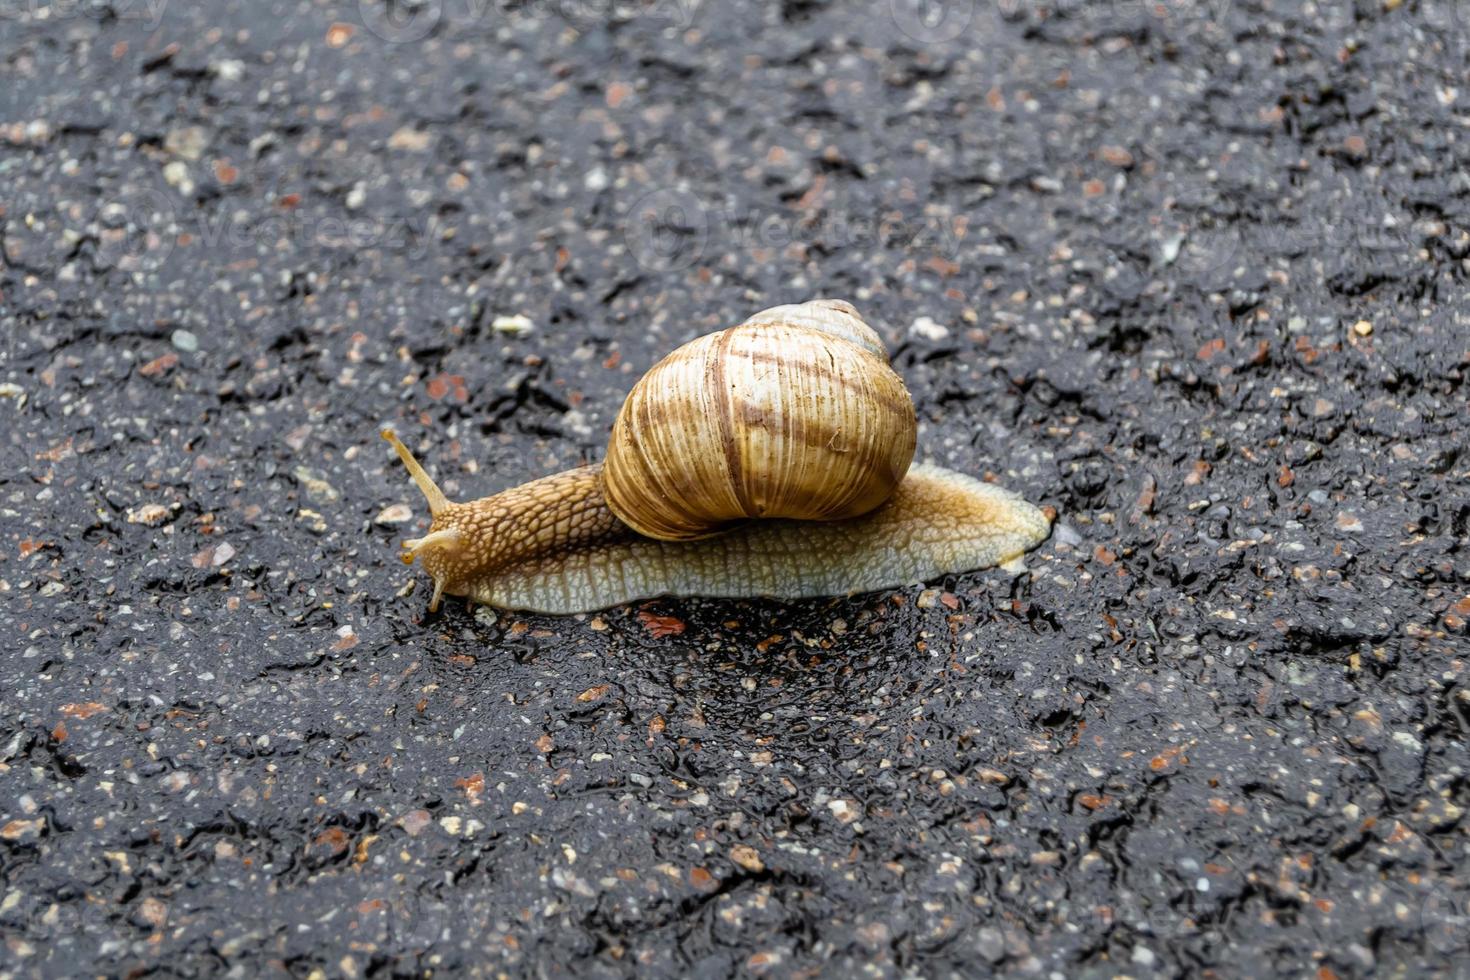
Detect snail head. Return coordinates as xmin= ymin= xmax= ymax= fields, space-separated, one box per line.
xmin=380 ymin=428 xmax=475 ymax=612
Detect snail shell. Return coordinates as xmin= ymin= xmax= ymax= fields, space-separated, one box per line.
xmin=601 ymin=299 xmax=917 ymax=541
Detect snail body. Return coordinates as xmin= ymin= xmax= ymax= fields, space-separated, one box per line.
xmin=383 ymin=435 xmax=1050 ymax=615
xmin=384 ymin=298 xmax=1051 ymax=615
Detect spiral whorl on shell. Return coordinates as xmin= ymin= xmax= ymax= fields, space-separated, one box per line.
xmin=601 ymin=299 xmax=918 ymax=541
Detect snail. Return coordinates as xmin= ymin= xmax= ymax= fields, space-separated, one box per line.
xmin=383 ymin=299 xmax=1051 ymax=615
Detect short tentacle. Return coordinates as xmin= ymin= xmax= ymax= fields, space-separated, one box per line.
xmin=400 ymin=529 xmax=463 ymax=565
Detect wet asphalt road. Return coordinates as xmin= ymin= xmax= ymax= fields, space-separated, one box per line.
xmin=3 ymin=0 xmax=1469 ymax=976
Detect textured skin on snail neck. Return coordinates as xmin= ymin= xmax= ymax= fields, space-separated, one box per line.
xmin=414 ymin=467 xmax=627 ymax=599
xmin=415 ymin=463 xmax=1051 ymax=615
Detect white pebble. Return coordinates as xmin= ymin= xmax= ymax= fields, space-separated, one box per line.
xmin=909 ymin=316 xmax=950 ymax=341
xmin=374 ymin=503 xmax=414 ymax=525
xmin=162 ymin=160 xmax=192 ymax=194
xmin=492 ymin=314 xmax=535 ymax=336
xmin=1052 ymin=523 xmax=1083 ymax=548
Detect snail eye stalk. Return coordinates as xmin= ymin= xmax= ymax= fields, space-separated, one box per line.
xmin=381 ymin=428 xmax=451 ymax=517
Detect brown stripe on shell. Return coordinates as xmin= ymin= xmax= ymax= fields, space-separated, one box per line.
xmin=627 ymin=356 xmax=712 ymax=537
xmin=709 ymin=325 xmax=753 ymax=517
